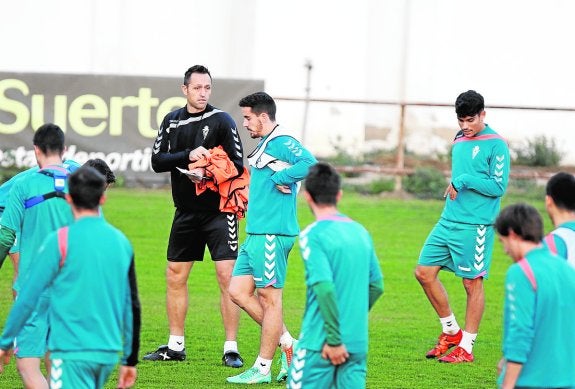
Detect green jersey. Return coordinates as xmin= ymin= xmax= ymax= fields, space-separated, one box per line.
xmin=246 ymin=126 xmax=316 ymax=235
xmin=442 ymin=125 xmax=510 ymax=225
xmin=298 ymin=214 xmax=383 ymax=353
xmin=1 ymin=165 xmax=74 ymax=292
xmin=543 ymin=221 xmax=575 ymax=267
xmin=0 ymin=216 xmax=141 ymax=366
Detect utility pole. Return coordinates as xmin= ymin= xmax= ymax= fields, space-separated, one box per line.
xmin=302 ymin=59 xmax=313 ymax=146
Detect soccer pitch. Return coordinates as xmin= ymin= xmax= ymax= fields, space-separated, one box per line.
xmin=0 ymin=188 xmax=548 ymax=388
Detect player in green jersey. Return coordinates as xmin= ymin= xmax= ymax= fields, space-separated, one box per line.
xmin=415 ymin=90 xmax=510 ymax=363
xmin=543 ymin=172 xmax=575 ymax=264
xmin=0 ymin=166 xmax=141 ymax=388
xmin=287 ymin=162 xmax=383 ymax=388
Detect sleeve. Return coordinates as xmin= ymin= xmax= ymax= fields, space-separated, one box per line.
xmin=0 ymin=226 xmax=16 ymax=268
xmin=368 ymin=238 xmax=383 ymax=310
xmin=269 ymin=137 xmax=317 ymax=186
xmin=215 ymin=112 xmax=244 ymax=174
xmin=0 ymin=233 xmax=60 ymax=349
xmin=301 ymin=232 xmax=333 ymax=286
xmin=121 ymin=254 xmax=141 ymax=366
xmin=151 ymin=113 xmax=191 ymax=173
xmin=502 ymin=266 xmax=534 ymax=364
xmin=311 ymin=281 xmax=341 ymax=346
xmin=452 ymin=140 xmax=510 ymax=197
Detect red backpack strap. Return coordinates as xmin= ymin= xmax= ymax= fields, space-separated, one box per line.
xmin=517 ymin=258 xmax=537 ymax=291
xmin=57 ymin=227 xmax=69 ymax=268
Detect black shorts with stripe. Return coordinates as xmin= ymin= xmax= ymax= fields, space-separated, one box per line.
xmin=167 ymin=209 xmax=238 ymax=262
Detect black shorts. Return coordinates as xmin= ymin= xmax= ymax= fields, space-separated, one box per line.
xmin=167 ymin=209 xmax=239 ymax=262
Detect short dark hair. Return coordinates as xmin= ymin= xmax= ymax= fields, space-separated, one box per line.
xmin=304 ymin=162 xmax=341 ymax=206
xmin=33 ymin=123 xmax=65 ymax=155
xmin=184 ymin=65 xmax=211 ymax=85
xmin=239 ymin=92 xmax=276 ymax=121
xmin=546 ymin=172 xmax=575 ymax=211
xmin=84 ymin=158 xmax=116 ymax=185
xmin=495 ymin=203 xmax=543 ymax=243
xmin=68 ymin=166 xmax=106 ymax=210
xmin=455 ymin=90 xmax=484 ymax=118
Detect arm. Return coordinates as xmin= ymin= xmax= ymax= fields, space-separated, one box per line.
xmin=368 ymin=242 xmax=384 ymax=310
xmin=269 ymin=137 xmax=317 ymax=186
xmin=500 ymin=267 xmax=534 ymax=381
xmin=369 ymin=279 xmax=384 ymax=310
xmin=0 ymin=226 xmax=16 ymax=269
xmin=216 ymin=113 xmax=244 ymax=174
xmin=452 ymin=141 xmax=510 ymax=197
xmin=121 ymin=256 xmax=141 ymax=367
xmin=151 ymin=114 xmax=191 ymax=173
xmin=501 ymin=361 xmax=523 ymax=389
xmin=313 ymin=281 xmax=350 ymax=365
xmin=0 ymin=234 xmax=60 ymax=350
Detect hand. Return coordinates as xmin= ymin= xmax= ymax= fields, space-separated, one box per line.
xmin=497 ymin=357 xmax=505 ymax=375
xmin=443 ymin=183 xmax=458 ymax=200
xmin=189 ymin=146 xmax=210 ymax=162
xmin=187 ymin=167 xmax=206 ymax=184
xmin=275 ymin=184 xmax=292 ymax=194
xmin=116 ymin=365 xmax=137 ymax=388
xmin=321 ymin=343 xmax=349 ymax=366
xmin=0 ymin=349 xmax=10 ymax=373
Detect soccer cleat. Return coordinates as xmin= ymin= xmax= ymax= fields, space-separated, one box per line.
xmin=222 ymin=351 xmax=244 ymax=368
xmin=226 ymin=367 xmax=271 ymax=384
xmin=276 ymin=340 xmax=297 ymax=382
xmin=142 ymin=345 xmax=186 ymax=361
xmin=438 ymin=346 xmax=474 ymax=363
xmin=425 ymin=330 xmax=462 ymax=358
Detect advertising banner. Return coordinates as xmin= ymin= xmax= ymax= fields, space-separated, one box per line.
xmin=0 ymin=72 xmax=263 ymax=186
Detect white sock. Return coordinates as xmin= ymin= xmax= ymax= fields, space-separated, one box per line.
xmin=439 ymin=314 xmax=460 ymax=335
xmin=224 ymin=340 xmax=238 ymax=354
xmin=168 ymin=335 xmax=185 ymax=351
xmin=279 ymin=331 xmax=294 ymax=350
xmin=459 ymin=331 xmax=477 ymax=354
xmin=253 ymin=356 xmax=272 ymax=375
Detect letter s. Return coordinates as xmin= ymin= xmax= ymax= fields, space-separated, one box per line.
xmin=0 ymin=79 xmax=30 ymax=134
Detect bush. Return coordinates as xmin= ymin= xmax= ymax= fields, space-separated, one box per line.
xmin=403 ymin=167 xmax=447 ymax=199
xmin=344 ymin=178 xmax=395 ymax=195
xmin=514 ymin=135 xmax=562 ymax=167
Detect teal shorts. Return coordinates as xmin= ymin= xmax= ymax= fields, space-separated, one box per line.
xmin=287 ymin=346 xmax=367 ymax=389
xmin=49 ymin=357 xmax=115 ymax=389
xmin=418 ymin=220 xmax=494 ymax=279
xmin=14 ymin=294 xmax=49 ymax=358
xmin=233 ymin=234 xmax=295 ymax=288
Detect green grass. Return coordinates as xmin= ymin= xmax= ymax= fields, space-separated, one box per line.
xmin=0 ymin=189 xmax=549 ymax=388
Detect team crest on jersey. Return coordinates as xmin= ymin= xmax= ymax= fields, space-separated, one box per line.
xmin=472 ymin=146 xmax=480 ymax=159
xmin=202 ymin=126 xmax=210 ymax=139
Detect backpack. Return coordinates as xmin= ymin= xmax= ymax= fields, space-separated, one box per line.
xmin=24 ymin=167 xmax=70 ymax=209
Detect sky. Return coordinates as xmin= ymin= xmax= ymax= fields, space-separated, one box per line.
xmin=1 ymin=0 xmax=574 ymax=162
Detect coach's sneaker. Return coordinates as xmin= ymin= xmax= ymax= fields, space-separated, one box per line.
xmin=438 ymin=346 xmax=474 ymax=363
xmin=222 ymin=351 xmax=244 ymax=368
xmin=276 ymin=340 xmax=297 ymax=382
xmin=226 ymin=367 xmax=271 ymax=384
xmin=425 ymin=330 xmax=462 ymax=358
xmin=142 ymin=345 xmax=186 ymax=361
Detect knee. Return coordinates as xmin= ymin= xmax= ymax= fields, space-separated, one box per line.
xmin=228 ymin=280 xmax=246 ymax=306
xmin=414 ymin=266 xmax=434 ymax=285
xmin=166 ymin=265 xmax=187 ymax=288
xmin=462 ymin=278 xmax=483 ymax=295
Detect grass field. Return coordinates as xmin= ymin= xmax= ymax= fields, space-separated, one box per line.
xmin=0 ymin=187 xmax=549 ymax=388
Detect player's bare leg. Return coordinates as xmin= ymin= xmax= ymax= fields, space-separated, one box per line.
xmin=216 ymin=260 xmax=243 ymax=367
xmin=166 ymin=261 xmax=194 ymax=336
xmin=414 ymin=265 xmax=452 ymax=317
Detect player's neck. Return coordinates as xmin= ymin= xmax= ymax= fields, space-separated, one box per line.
xmin=553 ymin=211 xmax=575 ymax=227
xmin=313 ymin=205 xmax=339 ymax=219
xmin=38 ymin=155 xmax=63 ymax=169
